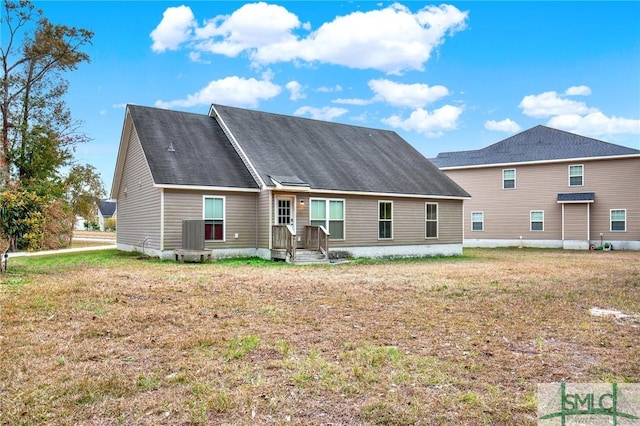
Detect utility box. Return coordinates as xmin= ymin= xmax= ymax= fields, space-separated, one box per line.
xmin=182 ymin=220 xmax=205 ymax=250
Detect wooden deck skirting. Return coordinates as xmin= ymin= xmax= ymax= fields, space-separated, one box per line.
xmin=174 ymin=249 xmax=212 ymax=263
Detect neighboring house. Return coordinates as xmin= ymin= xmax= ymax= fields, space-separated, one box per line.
xmin=97 ymin=199 xmax=117 ymax=231
xmin=74 ymin=199 xmax=117 ymax=231
xmin=432 ymin=125 xmax=640 ymax=250
xmin=110 ymin=104 xmax=470 ymax=261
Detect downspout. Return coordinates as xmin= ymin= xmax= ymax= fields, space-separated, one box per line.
xmin=461 ymin=202 xmax=465 ymax=244
xmin=160 ymin=189 xmax=165 ymax=254
xmin=268 ymin=191 xmax=273 ymax=250
xmin=561 ymin=203 xmax=565 ymax=241
xmin=587 ymin=203 xmax=590 ymax=241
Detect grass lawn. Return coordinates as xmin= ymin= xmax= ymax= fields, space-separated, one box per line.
xmin=1 ymin=248 xmax=638 ymax=425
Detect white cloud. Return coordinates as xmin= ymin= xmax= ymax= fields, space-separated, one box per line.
xmin=286 ymin=81 xmax=306 ymax=101
xmin=382 ymin=105 xmax=463 ymax=138
xmin=293 ymin=106 xmax=348 ymax=121
xmin=369 ymin=79 xmax=449 ymax=108
xmin=155 ymin=76 xmax=281 ymax=109
xmin=518 ymin=86 xmax=640 ymax=138
xmin=193 ymin=3 xmax=302 ymax=57
xmin=565 ymin=85 xmax=591 ymax=96
xmin=317 ymin=85 xmax=343 ymax=93
xmin=332 ymin=98 xmax=373 ymax=106
xmin=519 ymin=90 xmax=597 ymax=118
xmin=484 ymin=119 xmax=521 ymax=133
xmin=150 ymin=5 xmax=196 ymax=52
xmin=547 ymin=112 xmax=640 ymax=137
xmin=153 ymin=3 xmax=468 ymax=74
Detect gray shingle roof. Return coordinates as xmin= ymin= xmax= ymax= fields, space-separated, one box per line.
xmin=212 ymin=104 xmax=469 ymax=198
xmin=98 ymin=199 xmax=117 ymax=217
xmin=432 ymin=125 xmax=640 ymax=168
xmin=557 ymin=192 xmax=595 ymax=203
xmin=128 ymin=105 xmax=259 ymax=189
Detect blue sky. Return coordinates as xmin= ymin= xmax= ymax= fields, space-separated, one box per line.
xmin=27 ymin=1 xmax=640 ymax=191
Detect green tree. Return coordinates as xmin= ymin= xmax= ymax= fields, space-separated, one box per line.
xmin=64 ymin=164 xmax=105 ymax=221
xmin=1 ymin=0 xmax=93 ymax=187
xmin=0 ymin=185 xmax=44 ymax=250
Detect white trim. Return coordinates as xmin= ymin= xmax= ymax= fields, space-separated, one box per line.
xmin=471 ymin=211 xmax=484 ymax=232
xmin=610 ymin=209 xmax=627 ymax=232
xmin=561 ymin=203 xmax=565 ymax=241
xmin=274 ymin=194 xmax=296 ymax=227
xmin=568 ymin=164 xmax=584 ymax=187
xmin=203 ymin=195 xmax=226 ymax=242
xmin=502 ymin=168 xmax=516 ymax=190
xmin=587 ymin=203 xmax=590 ymax=241
xmin=530 ymin=210 xmax=544 ymax=232
xmin=154 ymin=183 xmax=260 ymax=192
xmin=378 ymin=200 xmax=393 ymax=240
xmin=425 ymin=202 xmax=439 ymax=239
xmin=305 ymin=188 xmax=469 ymax=200
xmin=309 ymin=197 xmax=346 ymax=241
xmin=209 ymin=104 xmax=267 ymax=189
xmin=438 ymin=153 xmax=640 ymax=171
xmin=152 ymin=184 xmax=466 ymax=200
xmin=160 ymin=189 xmax=165 ymax=251
xmin=557 ymin=199 xmax=595 ymax=204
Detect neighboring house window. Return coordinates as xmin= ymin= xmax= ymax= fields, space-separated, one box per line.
xmin=530 ymin=210 xmax=544 ymax=231
xmin=379 ymin=201 xmax=393 ymax=239
xmin=569 ymin=164 xmax=584 ymax=186
xmin=204 ymin=196 xmax=224 ymax=241
xmin=503 ymin=169 xmax=516 ymax=189
xmin=471 ymin=211 xmax=484 ymax=231
xmin=310 ymin=198 xmax=344 ymax=240
xmin=610 ymin=209 xmax=626 ymax=232
xmin=426 ymin=203 xmax=438 ymax=238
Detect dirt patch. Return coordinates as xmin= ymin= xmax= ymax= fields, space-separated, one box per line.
xmin=73 ymin=230 xmax=116 ymax=240
xmin=1 ymin=248 xmax=638 ymax=425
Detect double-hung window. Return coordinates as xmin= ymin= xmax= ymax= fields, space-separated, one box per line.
xmin=378 ymin=201 xmax=393 ymax=239
xmin=530 ymin=210 xmax=544 ymax=232
xmin=471 ymin=211 xmax=484 ymax=231
xmin=310 ymin=199 xmax=344 ymax=240
xmin=610 ymin=209 xmax=626 ymax=232
xmin=503 ymin=169 xmax=516 ymax=189
xmin=204 ymin=196 xmax=224 ymax=241
xmin=569 ymin=164 xmax=584 ymax=186
xmin=426 ymin=203 xmax=438 ymax=238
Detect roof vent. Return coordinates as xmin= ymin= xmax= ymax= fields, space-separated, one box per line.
xmin=167 ymin=142 xmax=175 ymax=152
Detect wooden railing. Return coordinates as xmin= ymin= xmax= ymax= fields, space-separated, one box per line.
xmin=304 ymin=225 xmax=330 ymax=260
xmin=272 ymin=225 xmax=296 ymax=261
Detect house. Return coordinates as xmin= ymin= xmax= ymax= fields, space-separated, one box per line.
xmin=74 ymin=199 xmax=117 ymax=231
xmin=110 ymin=104 xmax=470 ymax=261
xmin=97 ymin=199 xmax=117 ymax=231
xmin=431 ymin=125 xmax=640 ymax=250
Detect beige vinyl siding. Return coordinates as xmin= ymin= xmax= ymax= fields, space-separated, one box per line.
xmin=115 ymin=129 xmax=162 ymax=250
xmin=163 ymin=189 xmax=258 ymax=250
xmin=302 ymin=193 xmax=462 ymax=247
xmin=257 ymin=191 xmax=271 ymax=249
xmin=444 ymin=156 xmax=640 ymax=242
xmin=564 ymin=203 xmax=589 ymax=240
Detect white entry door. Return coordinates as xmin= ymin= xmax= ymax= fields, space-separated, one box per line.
xmin=275 ymin=196 xmax=295 ymax=227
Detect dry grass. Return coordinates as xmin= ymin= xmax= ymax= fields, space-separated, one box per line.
xmin=1 ymin=248 xmax=638 ymax=425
